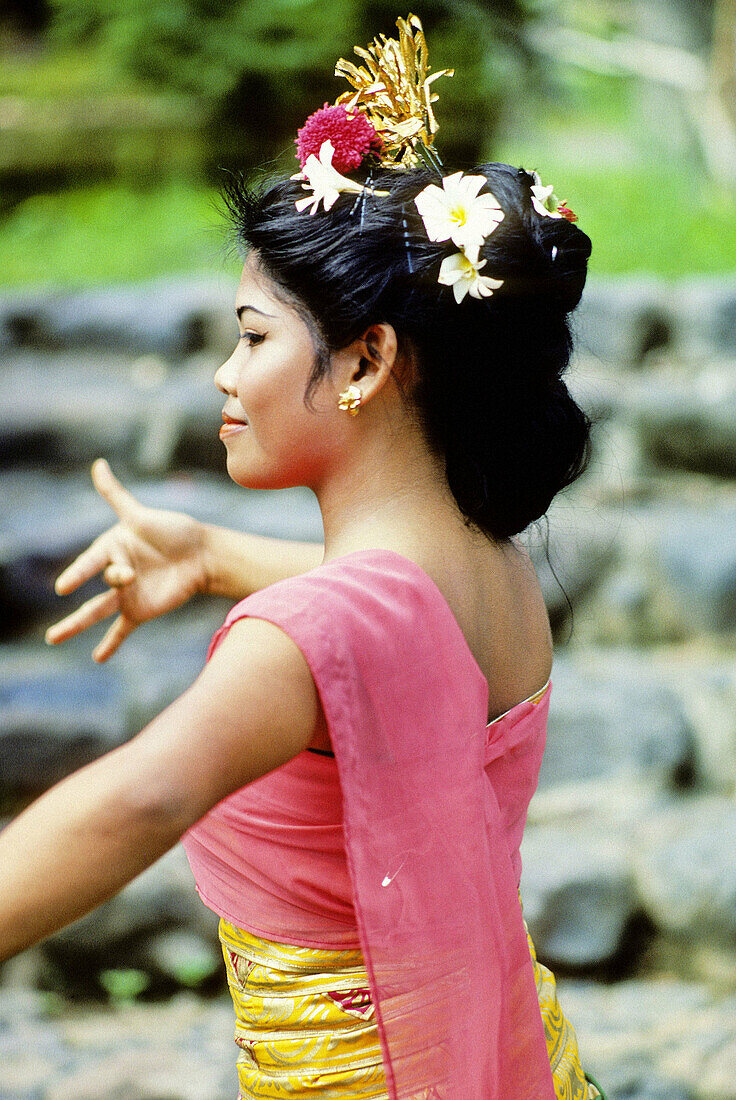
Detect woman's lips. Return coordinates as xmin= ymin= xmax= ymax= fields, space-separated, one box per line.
xmin=220 ymin=412 xmax=248 ymax=440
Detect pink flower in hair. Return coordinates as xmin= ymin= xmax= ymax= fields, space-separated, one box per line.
xmin=557 ymin=202 xmax=578 ymax=223
xmin=296 ymin=104 xmax=381 ymax=174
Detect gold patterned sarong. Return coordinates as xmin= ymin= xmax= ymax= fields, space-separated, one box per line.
xmin=219 ymin=919 xmax=601 ymax=1100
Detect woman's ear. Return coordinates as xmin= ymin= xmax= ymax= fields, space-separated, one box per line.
xmin=334 ymin=323 xmax=398 ymax=406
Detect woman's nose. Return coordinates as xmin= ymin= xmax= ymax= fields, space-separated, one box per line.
xmin=214 ymin=350 xmax=237 ymax=395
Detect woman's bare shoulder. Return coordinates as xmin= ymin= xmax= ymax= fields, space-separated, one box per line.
xmin=424 ymin=534 xmax=553 ymax=722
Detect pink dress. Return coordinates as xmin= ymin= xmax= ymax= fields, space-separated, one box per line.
xmin=183 ymin=548 xmax=555 ymax=1100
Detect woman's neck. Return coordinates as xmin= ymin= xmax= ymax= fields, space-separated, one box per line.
xmin=317 ymin=420 xmax=465 ymax=563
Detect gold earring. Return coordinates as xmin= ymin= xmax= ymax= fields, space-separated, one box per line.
xmin=337 ymin=384 xmax=362 ymax=416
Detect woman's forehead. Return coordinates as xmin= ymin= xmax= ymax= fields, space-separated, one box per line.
xmin=235 ymin=256 xmax=286 ymax=313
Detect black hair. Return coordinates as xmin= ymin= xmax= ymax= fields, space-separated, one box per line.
xmin=222 ymin=160 xmax=593 ymax=542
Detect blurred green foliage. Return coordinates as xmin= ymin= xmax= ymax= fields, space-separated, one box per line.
xmin=99 ymin=967 xmax=150 ymax=1004
xmin=42 ymin=0 xmax=531 ymax=170
xmin=0 ymin=180 xmax=233 ymax=286
xmin=0 ymin=0 xmax=732 ymax=281
xmin=48 ymin=0 xmax=365 ymax=97
xmin=1 ymin=159 xmax=733 ymax=288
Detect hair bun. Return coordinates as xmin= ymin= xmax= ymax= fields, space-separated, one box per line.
xmin=531 ymin=214 xmax=591 ymax=315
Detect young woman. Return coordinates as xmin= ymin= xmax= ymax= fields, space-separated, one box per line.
xmin=0 ymin=17 xmax=605 ymax=1100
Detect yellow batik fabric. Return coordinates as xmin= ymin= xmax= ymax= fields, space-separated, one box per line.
xmin=525 ymin=921 xmax=601 ymax=1099
xmin=219 ymin=920 xmax=388 ymax=1099
xmin=219 ymin=919 xmax=600 ymax=1100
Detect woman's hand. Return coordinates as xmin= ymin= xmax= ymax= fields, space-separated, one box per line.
xmin=46 ymin=460 xmax=209 ymax=661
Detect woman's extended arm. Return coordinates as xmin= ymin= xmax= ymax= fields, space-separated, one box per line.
xmin=201 ymin=522 xmax=323 ymax=600
xmin=46 ymin=460 xmax=323 ymax=661
xmin=0 ymin=616 xmax=320 ymax=961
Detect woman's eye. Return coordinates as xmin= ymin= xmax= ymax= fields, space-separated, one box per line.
xmin=240 ymin=330 xmax=265 ymax=346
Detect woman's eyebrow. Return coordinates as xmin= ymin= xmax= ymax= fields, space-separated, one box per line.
xmin=236 ymin=304 xmax=276 ymax=321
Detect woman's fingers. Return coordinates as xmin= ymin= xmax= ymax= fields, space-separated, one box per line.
xmin=103 ymin=562 xmax=135 ymax=588
xmin=55 ymin=541 xmax=112 ymax=596
xmin=91 ymin=459 xmax=142 ymax=523
xmin=45 ymin=589 xmax=120 ymax=646
xmin=54 ymin=460 xmax=140 ymax=596
xmin=47 ymin=463 xmax=143 ymax=658
xmin=93 ymin=614 xmax=134 ymax=663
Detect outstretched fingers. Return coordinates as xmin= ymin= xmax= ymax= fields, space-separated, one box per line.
xmin=93 ymin=614 xmax=134 ymax=663
xmin=103 ymin=562 xmax=135 ymax=588
xmin=54 ymin=540 xmax=114 ymax=596
xmin=45 ymin=589 xmax=120 ymax=646
xmin=54 ymin=461 xmax=141 ymax=595
xmin=91 ymin=458 xmax=142 ymax=523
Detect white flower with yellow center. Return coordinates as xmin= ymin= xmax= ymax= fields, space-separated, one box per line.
xmin=291 ymin=140 xmax=369 ymax=214
xmin=438 ymin=246 xmax=504 ymax=304
xmin=414 ymin=172 xmax=505 ymax=252
xmin=530 ymin=170 xmax=564 ymax=219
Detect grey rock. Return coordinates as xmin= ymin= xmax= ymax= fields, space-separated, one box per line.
xmin=556 ymin=976 xmax=719 ymax=1099
xmin=0 ymin=648 xmax=126 ymax=795
xmin=568 ymin=505 xmax=701 ymax=646
xmin=698 ymin=1036 xmax=736 ymax=1100
xmin=520 ymin=824 xmax=637 ymax=967
xmin=18 ymin=355 xmax=239 ymax=479
xmin=0 ymin=608 xmax=228 ymax=800
xmin=574 ymin=276 xmax=736 ymax=369
xmin=0 ymin=992 xmax=236 ymax=1099
xmin=520 ymin=496 xmax=621 ymax=626
xmin=632 ymin=368 xmax=736 ymax=478
xmin=540 ymin=652 xmax=695 ymax=790
xmin=652 ymin=503 xmax=736 ymax=632
xmin=0 ymin=288 xmax=50 ymax=350
xmin=664 ymin=659 xmax=736 ymax=795
xmin=672 ymin=278 xmax=736 ymax=360
xmin=45 ymin=1048 xmax=234 ymax=1100
xmin=575 ymin=561 xmax=677 ymax=648
xmin=571 ymin=498 xmax=736 ymax=644
xmin=601 ymin=1067 xmax=693 ymax=1099
xmin=0 ymin=987 xmax=56 ymax=1025
xmin=526 ymin=774 xmax=672 ymax=836
xmin=0 ymin=939 xmax=48 ymax=992
xmin=0 ymin=275 xmax=235 ymax=359
xmin=0 ymin=351 xmax=150 ymax=469
xmin=574 ymin=277 xmax=675 ymax=367
xmin=0 ymin=351 xmax=221 ymax=475
xmin=0 ymin=469 xmax=322 ymax=629
xmin=0 ymin=469 xmax=321 ymax=571
xmin=632 ymin=796 xmax=736 ymax=941
xmin=116 ymin=605 xmax=230 ymax=732
xmin=0 ymin=992 xmax=72 ymax=1098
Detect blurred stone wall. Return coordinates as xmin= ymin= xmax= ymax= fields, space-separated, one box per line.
xmin=1 ymin=272 xmax=735 ymax=1099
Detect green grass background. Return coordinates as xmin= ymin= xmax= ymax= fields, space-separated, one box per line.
xmin=1 ymin=56 xmax=733 ymax=288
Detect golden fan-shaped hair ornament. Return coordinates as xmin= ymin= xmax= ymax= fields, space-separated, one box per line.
xmin=334 ymin=13 xmax=453 ymax=171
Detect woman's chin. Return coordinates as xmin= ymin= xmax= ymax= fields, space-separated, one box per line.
xmin=223 ymin=453 xmax=251 ymax=488
xmin=224 ymin=455 xmax=278 ymax=492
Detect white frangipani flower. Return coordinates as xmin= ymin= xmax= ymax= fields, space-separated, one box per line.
xmin=530 ymin=170 xmax=564 ymax=219
xmin=437 ymin=247 xmax=504 ymax=304
xmin=414 ymin=172 xmax=505 ymax=252
xmin=290 ymin=140 xmax=367 ymax=214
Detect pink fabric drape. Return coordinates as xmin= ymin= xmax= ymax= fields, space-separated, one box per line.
xmin=186 ymin=549 xmax=555 ymax=1099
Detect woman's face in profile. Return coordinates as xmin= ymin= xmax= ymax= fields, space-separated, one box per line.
xmin=214 ymin=256 xmax=339 ymax=491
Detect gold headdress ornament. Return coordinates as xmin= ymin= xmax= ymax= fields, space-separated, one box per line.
xmin=291 ymin=15 xmax=579 ymax=304
xmin=333 ymin=13 xmax=453 ymax=171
